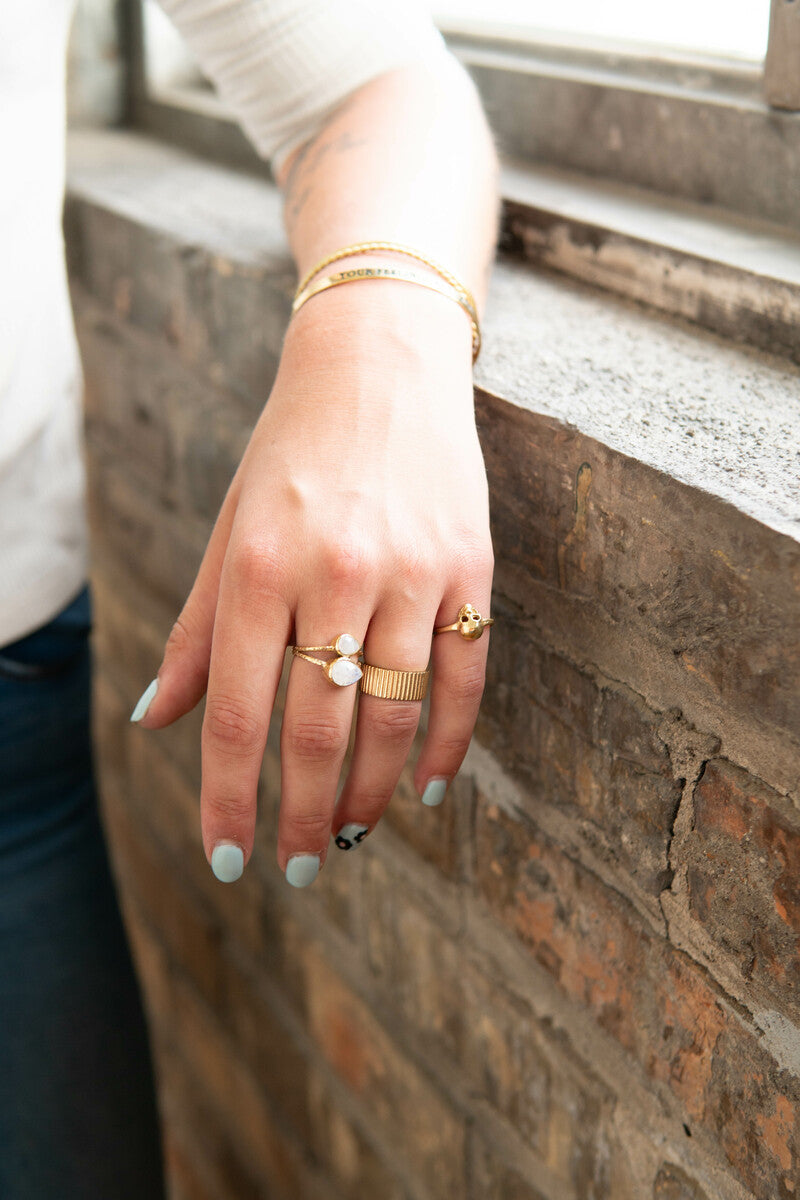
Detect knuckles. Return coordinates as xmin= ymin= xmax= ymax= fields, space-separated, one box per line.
xmin=229 ymin=537 xmax=290 ymax=599
xmin=204 ymin=792 xmax=251 ymax=823
xmin=226 ymin=523 xmax=493 ymax=607
xmin=204 ymin=695 xmax=266 ymax=755
xmin=442 ymin=661 xmax=486 ymax=707
xmin=367 ymin=701 xmax=421 ymax=744
xmin=284 ymin=808 xmax=333 ymax=841
xmin=448 ymin=537 xmax=495 ymax=583
xmin=283 ymin=716 xmax=350 ymax=762
xmin=316 ymin=536 xmax=380 ymax=591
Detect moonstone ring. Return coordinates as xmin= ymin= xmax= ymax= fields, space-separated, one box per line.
xmin=290 ymin=633 xmax=364 ymax=686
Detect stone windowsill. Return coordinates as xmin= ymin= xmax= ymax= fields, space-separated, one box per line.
xmin=66 ymin=127 xmax=800 ymax=543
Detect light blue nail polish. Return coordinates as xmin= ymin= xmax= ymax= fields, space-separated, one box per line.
xmin=334 ymin=823 xmax=370 ymax=850
xmin=286 ymin=853 xmax=320 ymax=887
xmin=130 ymin=678 xmax=158 ymax=723
xmin=211 ymin=842 xmax=244 ymax=883
xmin=421 ymin=778 xmax=448 ymax=807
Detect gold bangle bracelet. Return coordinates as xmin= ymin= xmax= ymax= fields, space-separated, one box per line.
xmin=294 ymin=240 xmax=478 ymax=314
xmin=292 ymin=265 xmax=481 ymax=363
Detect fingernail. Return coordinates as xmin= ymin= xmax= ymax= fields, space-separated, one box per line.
xmin=421 ymin=777 xmax=448 ymax=807
xmin=211 ymin=841 xmax=244 ymax=883
xmin=285 ymin=853 xmax=320 ymax=887
xmin=130 ymin=678 xmax=159 ymax=723
xmin=334 ymin=823 xmax=370 ymax=850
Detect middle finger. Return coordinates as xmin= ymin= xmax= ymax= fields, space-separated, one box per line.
xmin=278 ymin=599 xmax=373 ymax=885
xmin=331 ymin=594 xmax=438 ymax=850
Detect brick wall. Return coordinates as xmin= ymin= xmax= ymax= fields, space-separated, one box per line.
xmin=65 ymin=138 xmax=800 ymax=1200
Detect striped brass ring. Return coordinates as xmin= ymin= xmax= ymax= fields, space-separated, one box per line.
xmin=290 ymin=633 xmax=363 ymax=686
xmin=434 ymin=603 xmax=494 ymax=640
xmin=359 ymin=663 xmax=430 ymax=701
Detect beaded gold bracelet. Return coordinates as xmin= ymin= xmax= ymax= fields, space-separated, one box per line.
xmin=292 ymin=240 xmax=481 ymax=363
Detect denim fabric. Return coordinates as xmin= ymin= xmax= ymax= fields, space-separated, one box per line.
xmin=0 ymin=586 xmax=166 ymax=1200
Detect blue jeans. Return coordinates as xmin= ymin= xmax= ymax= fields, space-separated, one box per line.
xmin=0 ymin=586 xmax=166 ymax=1199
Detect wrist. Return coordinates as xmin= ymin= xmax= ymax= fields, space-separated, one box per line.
xmin=284 ymin=255 xmax=476 ymax=374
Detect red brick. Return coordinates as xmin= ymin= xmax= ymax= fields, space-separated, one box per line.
xmin=362 ymin=853 xmax=466 ymax=1063
xmin=475 ymin=791 xmax=800 ymax=1195
xmin=467 ymin=1133 xmax=549 ymax=1200
xmin=380 ymin=736 xmax=467 ymax=879
xmin=462 ymin=969 xmax=553 ymax=1160
xmin=598 ymin=688 xmax=672 ymax=776
xmin=306 ymin=1063 xmax=408 ymax=1200
xmin=139 ymin=915 xmax=311 ymax=1198
xmin=534 ymin=644 xmax=601 ymax=742
xmin=160 ymin=1039 xmax=294 ymax=1200
xmin=302 ymin=943 xmax=466 ymax=1199
xmin=652 ymin=1161 xmax=713 ymax=1200
xmin=689 ymin=760 xmax=800 ymax=1004
xmin=102 ymin=789 xmax=225 ymax=1011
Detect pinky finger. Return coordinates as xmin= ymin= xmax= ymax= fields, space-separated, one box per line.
xmin=412 ymin=593 xmax=491 ymax=806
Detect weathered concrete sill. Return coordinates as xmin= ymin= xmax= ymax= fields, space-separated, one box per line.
xmin=500 ymin=158 xmax=800 ymax=369
xmin=67 ymin=128 xmax=800 ymax=542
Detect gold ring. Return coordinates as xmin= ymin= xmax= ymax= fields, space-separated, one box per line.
xmin=290 ymin=633 xmax=363 ymax=686
xmin=434 ymin=603 xmax=494 ymax=640
xmin=359 ymin=663 xmax=430 ymax=701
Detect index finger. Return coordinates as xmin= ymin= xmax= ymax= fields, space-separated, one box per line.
xmin=200 ymin=541 xmax=292 ymax=881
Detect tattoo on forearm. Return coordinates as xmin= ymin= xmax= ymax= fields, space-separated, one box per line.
xmin=283 ymin=125 xmax=369 ymax=234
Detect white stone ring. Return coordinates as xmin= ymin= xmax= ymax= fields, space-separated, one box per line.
xmin=290 ymin=633 xmax=364 ymax=687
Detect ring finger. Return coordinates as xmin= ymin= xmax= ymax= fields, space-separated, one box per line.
xmin=331 ymin=595 xmax=438 ymax=850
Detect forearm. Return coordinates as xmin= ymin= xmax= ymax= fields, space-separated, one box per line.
xmin=275 ymin=56 xmax=501 ymax=341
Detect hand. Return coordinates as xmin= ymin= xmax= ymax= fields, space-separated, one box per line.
xmin=131 ymin=285 xmax=494 ymax=885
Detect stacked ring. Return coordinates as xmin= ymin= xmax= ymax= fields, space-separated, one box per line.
xmin=359 ymin=663 xmax=430 ymax=701
xmin=290 ymin=633 xmax=363 ymax=686
xmin=291 ymin=604 xmax=493 ymax=699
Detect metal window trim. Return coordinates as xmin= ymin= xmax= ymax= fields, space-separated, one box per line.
xmin=441 ymin=26 xmax=800 ymax=231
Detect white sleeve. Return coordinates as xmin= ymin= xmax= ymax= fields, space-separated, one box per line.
xmin=155 ymin=0 xmax=452 ymax=174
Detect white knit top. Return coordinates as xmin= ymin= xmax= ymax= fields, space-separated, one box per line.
xmin=0 ymin=0 xmax=448 ymax=645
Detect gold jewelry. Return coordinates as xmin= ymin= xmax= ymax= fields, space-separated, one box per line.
xmin=295 ymin=241 xmax=477 ymax=311
xmin=359 ymin=662 xmax=430 ymax=701
xmin=291 ymin=633 xmax=363 ymax=686
xmin=292 ymin=265 xmax=480 ymax=362
xmin=434 ymin=603 xmax=494 ymax=640
xmin=293 ymin=240 xmax=481 ymax=363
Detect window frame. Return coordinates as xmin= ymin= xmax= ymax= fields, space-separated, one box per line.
xmin=117 ymin=0 xmax=800 ymax=368
xmin=440 ymin=20 xmax=800 ymax=231
xmin=124 ymin=0 xmax=799 ymax=226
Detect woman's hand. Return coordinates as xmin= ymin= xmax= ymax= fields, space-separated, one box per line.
xmin=132 ymin=283 xmax=494 ymax=884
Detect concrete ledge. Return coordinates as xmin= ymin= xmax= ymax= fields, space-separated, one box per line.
xmin=67 ymin=128 xmax=800 ymax=541
xmin=500 ymin=158 xmax=800 ymax=369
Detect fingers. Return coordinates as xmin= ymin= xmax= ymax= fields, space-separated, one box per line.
xmin=278 ymin=599 xmax=372 ymax=885
xmin=132 ymin=474 xmax=242 ymax=730
xmin=412 ymin=585 xmax=492 ymax=806
xmin=199 ymin=537 xmax=292 ymax=876
xmin=331 ymin=594 xmax=437 ymax=849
